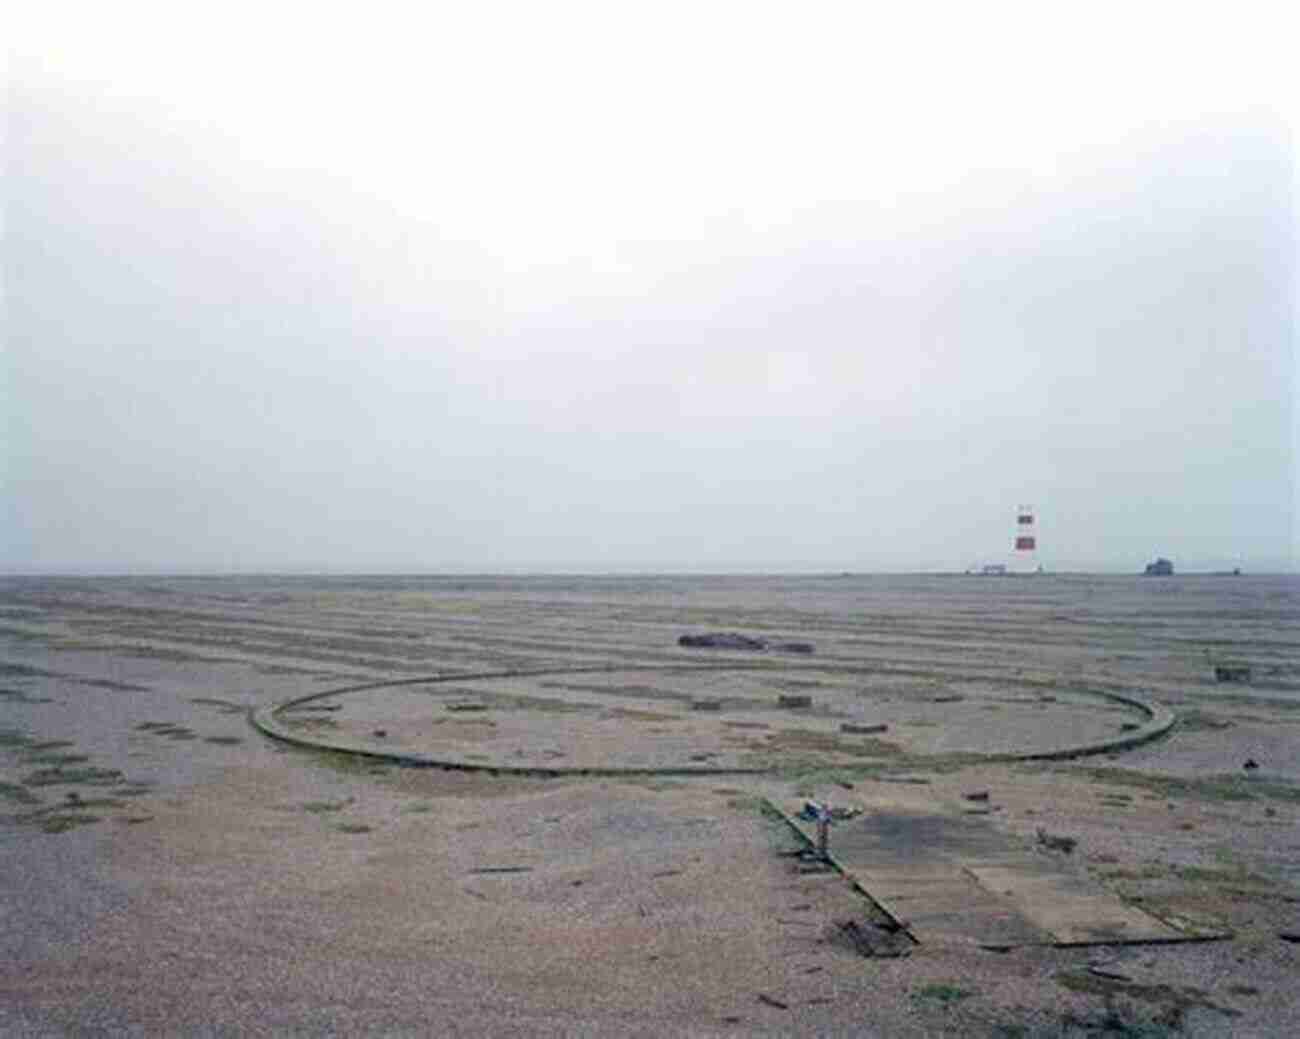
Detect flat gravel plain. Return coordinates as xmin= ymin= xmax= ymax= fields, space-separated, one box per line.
xmin=2 ymin=573 xmax=1298 ymax=1036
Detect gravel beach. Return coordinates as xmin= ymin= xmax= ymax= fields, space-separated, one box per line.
xmin=3 ymin=573 xmax=1298 ymax=1036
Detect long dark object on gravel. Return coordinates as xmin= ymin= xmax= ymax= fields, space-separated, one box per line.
xmin=468 ymin=866 xmax=533 ymax=874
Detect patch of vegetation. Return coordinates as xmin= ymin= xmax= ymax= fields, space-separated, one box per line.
xmin=1184 ymin=691 xmax=1300 ymax=713
xmin=0 ymin=728 xmax=32 ymax=750
xmin=113 ymin=645 xmax=211 ymax=663
xmin=23 ymin=752 xmax=92 ymax=767
xmin=614 ymin=776 xmax=684 ymax=792
xmin=0 ymin=687 xmax=53 ymax=704
xmin=34 ymin=813 xmax=104 ymax=834
xmin=738 ymin=797 xmax=808 ymax=854
xmin=0 ymin=780 xmax=41 ymax=805
xmin=401 ymin=800 xmax=434 ymax=813
xmin=333 ymin=822 xmax=373 ymax=834
xmin=190 ymin=697 xmax=249 ymax=714
xmin=134 ymin=721 xmax=193 ymax=736
xmin=301 ymin=798 xmax=353 ymax=813
xmin=1052 ymin=766 xmax=1300 ymax=805
xmin=724 ymin=794 xmax=772 ymax=814
xmin=768 ymin=727 xmax=902 ymax=758
xmin=297 ymin=747 xmax=391 ymax=777
xmin=113 ymin=783 xmax=157 ymax=797
xmin=1174 ymin=864 xmax=1275 ymax=887
xmin=601 ymin=707 xmax=679 ymax=722
xmin=773 ymin=763 xmax=881 ymax=792
xmin=22 ymin=765 xmax=125 ymax=787
xmin=431 ymin=716 xmax=497 ymax=727
xmin=507 ymin=694 xmax=598 ymax=714
xmin=538 ymin=681 xmax=680 ymax=703
xmin=1095 ymin=865 xmax=1165 ymax=882
xmin=1055 ymin=969 xmax=1240 ymax=1021
xmin=0 ymin=663 xmax=59 ymax=678
xmin=27 ymin=740 xmax=77 ymax=752
xmin=281 ymin=715 xmax=340 ymax=731
xmin=14 ymin=795 xmax=130 ymax=833
xmin=203 ymin=736 xmax=244 ymax=745
xmin=1030 ymin=1006 xmax=1185 ymax=1038
xmin=1177 ymin=709 xmax=1235 ymax=732
xmin=913 ymin=982 xmax=973 ymax=1006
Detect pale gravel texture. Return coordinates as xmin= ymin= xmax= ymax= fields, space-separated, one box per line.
xmin=2 ymin=573 xmax=1298 ymax=1036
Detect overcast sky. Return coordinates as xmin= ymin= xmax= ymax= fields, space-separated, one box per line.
xmin=5 ymin=1 xmax=1297 ymax=573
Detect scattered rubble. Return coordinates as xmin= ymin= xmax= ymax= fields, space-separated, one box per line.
xmin=678 ymin=632 xmax=767 ymax=651
xmin=677 ymin=633 xmax=814 ymax=654
xmin=832 ymin=918 xmax=913 ymax=958
xmin=841 ymin=722 xmax=888 ymax=735
xmin=1036 ymin=828 xmax=1078 ymax=854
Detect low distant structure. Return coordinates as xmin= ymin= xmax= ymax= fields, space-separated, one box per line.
xmin=678 ymin=632 xmax=814 ymax=654
xmin=1143 ymin=558 xmax=1174 ymax=576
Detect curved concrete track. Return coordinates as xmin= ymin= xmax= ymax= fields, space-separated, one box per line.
xmin=250 ymin=663 xmax=1176 ymax=776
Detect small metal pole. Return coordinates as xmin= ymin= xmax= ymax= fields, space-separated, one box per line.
xmin=816 ymin=802 xmax=831 ymax=861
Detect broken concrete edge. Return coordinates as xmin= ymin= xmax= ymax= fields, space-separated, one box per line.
xmin=760 ymin=796 xmax=920 ymax=945
xmin=248 ymin=666 xmax=1175 ymax=776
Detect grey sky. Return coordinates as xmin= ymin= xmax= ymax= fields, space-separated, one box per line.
xmin=5 ymin=2 xmax=1297 ymax=573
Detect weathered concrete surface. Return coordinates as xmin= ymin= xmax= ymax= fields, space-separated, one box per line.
xmin=777 ymin=797 xmax=1210 ymax=947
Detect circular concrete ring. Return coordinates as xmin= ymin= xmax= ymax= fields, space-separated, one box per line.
xmin=249 ymin=664 xmax=1176 ymax=776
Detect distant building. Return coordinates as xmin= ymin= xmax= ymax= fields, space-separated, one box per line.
xmin=1144 ymin=557 xmax=1174 ymax=576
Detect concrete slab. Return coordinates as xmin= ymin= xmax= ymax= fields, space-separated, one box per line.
xmin=777 ymin=799 xmax=1215 ymax=948
xmin=964 ymin=864 xmax=1189 ymax=944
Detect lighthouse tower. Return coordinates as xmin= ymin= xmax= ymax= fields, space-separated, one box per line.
xmin=1012 ymin=505 xmax=1039 ymax=574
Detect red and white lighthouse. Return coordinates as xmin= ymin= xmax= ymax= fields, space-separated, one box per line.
xmin=1012 ymin=505 xmax=1039 ymax=573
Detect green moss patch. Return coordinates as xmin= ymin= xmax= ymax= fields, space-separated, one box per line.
xmin=0 ymin=780 xmax=42 ymax=805
xmin=913 ymin=983 xmax=974 ymax=1006
xmin=22 ymin=766 xmax=125 ymax=787
xmin=1057 ymin=766 xmax=1300 ymax=805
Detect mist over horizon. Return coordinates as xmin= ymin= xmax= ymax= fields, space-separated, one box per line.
xmin=6 ymin=3 xmax=1297 ymax=577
